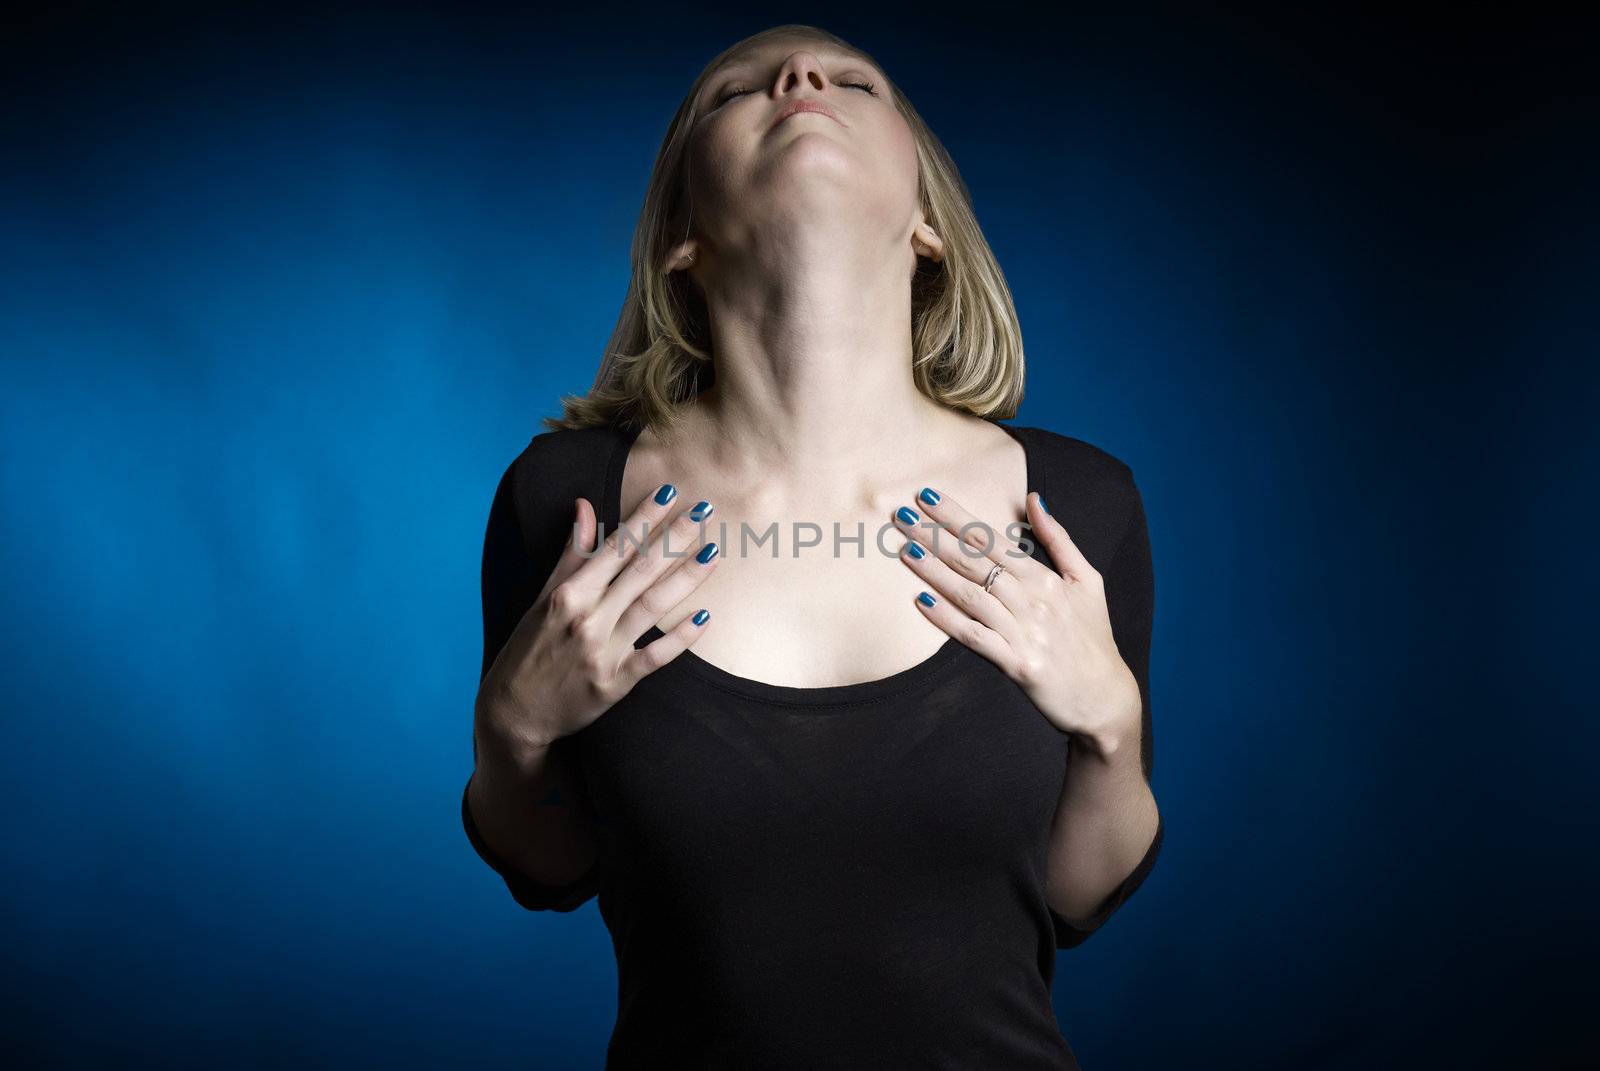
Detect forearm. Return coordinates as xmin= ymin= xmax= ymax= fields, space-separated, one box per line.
xmin=1045 ymin=728 xmax=1161 ymax=924
xmin=467 ymin=702 xmax=599 ymax=886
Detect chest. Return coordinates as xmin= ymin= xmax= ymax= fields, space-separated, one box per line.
xmin=575 ymin=652 xmax=1071 ymax=893
xmin=580 ymin=420 xmax=1069 ymax=918
xmin=665 ymin=537 xmax=962 ymax=686
xmin=621 ymin=448 xmax=1032 ymax=690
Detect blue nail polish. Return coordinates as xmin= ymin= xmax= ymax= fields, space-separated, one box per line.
xmin=919 ymin=487 xmax=940 ymax=506
xmin=689 ymin=500 xmax=714 ymax=522
xmin=1038 ymin=494 xmax=1049 ymax=515
xmin=916 ymin=591 xmax=937 ymax=607
xmin=692 ymin=608 xmax=710 ymax=626
xmin=654 ymin=483 xmax=677 ymax=505
xmin=896 ymin=506 xmax=920 ymax=525
xmin=695 ymin=542 xmax=719 ymax=564
xmin=905 ymin=541 xmax=926 ymax=560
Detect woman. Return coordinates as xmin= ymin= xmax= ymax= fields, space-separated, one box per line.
xmin=463 ymin=23 xmax=1163 ymax=1069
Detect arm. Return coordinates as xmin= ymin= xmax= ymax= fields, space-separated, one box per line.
xmin=1045 ymin=471 xmax=1164 ymax=947
xmin=461 ymin=447 xmax=603 ymax=912
xmin=1045 ymin=730 xmax=1163 ymax=936
xmin=464 ymin=715 xmax=602 ymax=910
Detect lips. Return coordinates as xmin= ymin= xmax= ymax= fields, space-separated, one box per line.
xmin=771 ymin=99 xmax=840 ymax=130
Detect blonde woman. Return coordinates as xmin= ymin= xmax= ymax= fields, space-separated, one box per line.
xmin=464 ymin=23 xmax=1163 ymax=1069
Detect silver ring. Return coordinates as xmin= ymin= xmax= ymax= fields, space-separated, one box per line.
xmin=982 ymin=562 xmax=1006 ymax=593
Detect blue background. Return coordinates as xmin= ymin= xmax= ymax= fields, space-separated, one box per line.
xmin=4 ymin=5 xmax=1595 ymax=1069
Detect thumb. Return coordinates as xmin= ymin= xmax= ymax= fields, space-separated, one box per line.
xmin=1031 ymin=492 xmax=1094 ymax=582
xmin=544 ymin=497 xmax=598 ymax=592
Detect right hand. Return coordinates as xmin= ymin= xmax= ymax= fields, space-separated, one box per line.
xmin=476 ymin=484 xmax=720 ymax=751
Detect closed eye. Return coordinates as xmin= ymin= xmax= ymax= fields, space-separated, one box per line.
xmin=712 ymin=79 xmax=879 ymax=109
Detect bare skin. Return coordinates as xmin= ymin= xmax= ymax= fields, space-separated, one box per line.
xmin=616 ymin=404 xmax=1029 ymax=688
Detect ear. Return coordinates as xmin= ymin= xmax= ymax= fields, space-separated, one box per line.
xmin=911 ymin=220 xmax=944 ymax=263
xmin=662 ymin=239 xmax=700 ymax=274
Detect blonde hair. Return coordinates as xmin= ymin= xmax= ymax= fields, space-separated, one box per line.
xmin=544 ymin=23 xmax=1026 ymax=436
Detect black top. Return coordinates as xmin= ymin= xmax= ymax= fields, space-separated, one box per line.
xmin=462 ymin=419 xmax=1164 ymax=1070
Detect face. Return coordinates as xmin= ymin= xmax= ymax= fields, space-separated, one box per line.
xmin=683 ymin=37 xmax=922 ymax=261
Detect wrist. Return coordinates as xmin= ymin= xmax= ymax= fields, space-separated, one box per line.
xmin=1073 ymin=727 xmax=1134 ymax=768
xmin=475 ymin=693 xmax=558 ymax=770
xmin=1075 ymin=684 xmax=1142 ymax=767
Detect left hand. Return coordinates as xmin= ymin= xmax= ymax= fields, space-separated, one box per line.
xmin=891 ymin=487 xmax=1142 ymax=759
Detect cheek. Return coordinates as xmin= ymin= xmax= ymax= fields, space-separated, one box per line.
xmin=875 ymin=118 xmax=923 ymax=200
xmin=681 ymin=133 xmax=742 ymax=220
xmin=687 ymin=127 xmax=749 ymax=205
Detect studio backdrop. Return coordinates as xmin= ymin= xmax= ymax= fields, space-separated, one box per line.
xmin=3 ymin=6 xmax=1594 ymax=1070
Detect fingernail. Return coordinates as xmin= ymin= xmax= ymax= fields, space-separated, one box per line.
xmin=896 ymin=506 xmax=920 ymax=525
xmin=905 ymin=541 xmax=926 ymax=560
xmin=918 ymin=487 xmax=940 ymax=506
xmin=689 ymin=500 xmax=714 ymax=522
xmin=916 ymin=591 xmax=937 ymax=607
xmin=692 ymin=608 xmax=710 ymax=626
xmin=1038 ymin=494 xmax=1049 ymax=515
xmin=654 ymin=483 xmax=677 ymax=505
xmin=695 ymin=542 xmax=719 ymax=564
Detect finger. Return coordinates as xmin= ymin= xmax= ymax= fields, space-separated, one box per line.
xmin=609 ymin=509 xmax=723 ymax=657
xmin=564 ymin=481 xmax=684 ymax=596
xmin=897 ymin=536 xmax=1022 ymax=646
xmin=891 ymin=490 xmax=1040 ymax=596
xmin=591 ymin=499 xmax=717 ymax=636
xmin=1027 ymin=491 xmax=1097 ymax=583
xmin=616 ymin=603 xmax=714 ymax=688
xmin=909 ymin=589 xmax=1024 ymax=676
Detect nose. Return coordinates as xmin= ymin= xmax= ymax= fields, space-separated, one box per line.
xmin=771 ymin=50 xmax=829 ymax=96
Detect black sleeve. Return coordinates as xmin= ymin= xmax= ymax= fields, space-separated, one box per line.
xmin=460 ymin=444 xmax=604 ymax=912
xmin=1052 ymin=469 xmax=1164 ymax=949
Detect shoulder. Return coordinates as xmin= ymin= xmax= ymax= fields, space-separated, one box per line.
xmin=1011 ymin=423 xmax=1134 ymax=483
xmin=1010 ymin=423 xmax=1139 ymax=502
xmin=495 ymin=423 xmax=626 ymax=543
xmin=1005 ymin=423 xmax=1146 ymax=562
xmin=511 ymin=423 xmax=623 ymax=481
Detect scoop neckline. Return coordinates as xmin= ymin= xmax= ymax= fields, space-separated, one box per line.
xmin=601 ymin=416 xmax=1046 ymax=708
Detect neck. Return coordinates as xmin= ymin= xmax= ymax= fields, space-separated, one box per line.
xmin=681 ymin=224 xmax=956 ymax=486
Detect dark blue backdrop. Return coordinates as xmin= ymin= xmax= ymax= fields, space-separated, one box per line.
xmin=4 ymin=5 xmax=1594 ymax=1069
